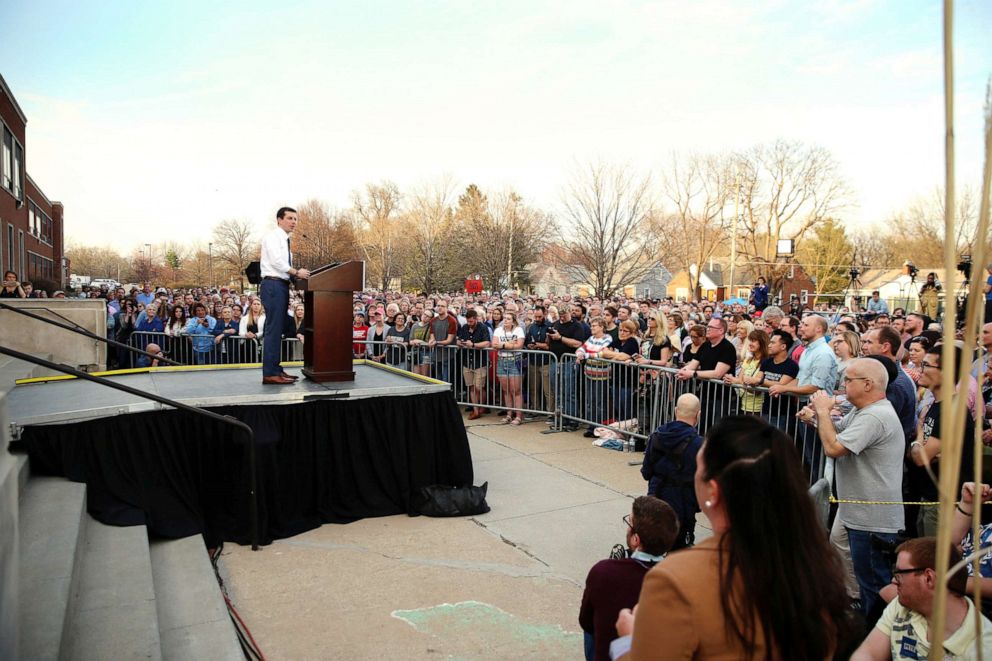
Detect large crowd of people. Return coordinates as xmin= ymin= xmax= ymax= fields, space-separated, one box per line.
xmin=9 ymin=265 xmax=992 ymax=657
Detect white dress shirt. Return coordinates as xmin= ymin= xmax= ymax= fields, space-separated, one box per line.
xmin=260 ymin=226 xmax=293 ymax=280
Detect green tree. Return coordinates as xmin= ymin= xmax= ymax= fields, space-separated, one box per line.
xmin=795 ymin=218 xmax=854 ymax=304
xmin=164 ymin=248 xmax=183 ymax=286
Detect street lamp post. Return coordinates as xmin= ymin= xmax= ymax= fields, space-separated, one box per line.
xmin=145 ymin=243 xmax=152 ymax=285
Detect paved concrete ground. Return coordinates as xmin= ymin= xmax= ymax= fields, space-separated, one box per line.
xmin=220 ymin=413 xmax=711 ymax=660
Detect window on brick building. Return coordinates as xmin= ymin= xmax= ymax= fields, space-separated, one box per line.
xmin=1 ymin=127 xmax=11 ymax=191
xmin=13 ymin=143 xmax=22 ymax=199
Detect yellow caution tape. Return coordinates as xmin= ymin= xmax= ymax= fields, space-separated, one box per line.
xmin=829 ymin=496 xmax=991 ymax=507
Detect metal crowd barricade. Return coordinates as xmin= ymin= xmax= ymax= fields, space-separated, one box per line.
xmin=280 ymin=337 xmax=304 ymax=363
xmin=557 ymin=354 xmax=665 ymax=447
xmin=128 ymin=331 xmax=262 ymax=367
xmin=683 ymin=375 xmax=820 ymax=484
xmin=214 ymin=335 xmax=261 ymax=364
xmin=354 ymin=339 xmax=408 ymax=368
xmin=432 ymin=345 xmax=560 ymax=422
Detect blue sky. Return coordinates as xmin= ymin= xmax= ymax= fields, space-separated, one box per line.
xmin=2 ymin=0 xmax=990 ymax=252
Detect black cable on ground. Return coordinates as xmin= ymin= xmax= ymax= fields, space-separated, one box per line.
xmin=209 ymin=542 xmax=266 ymax=661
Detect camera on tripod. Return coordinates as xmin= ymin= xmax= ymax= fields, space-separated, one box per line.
xmin=957 ymin=255 xmax=972 ymax=280
xmin=848 ymin=267 xmax=860 ymax=280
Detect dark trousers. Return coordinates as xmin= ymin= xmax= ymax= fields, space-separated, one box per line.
xmin=260 ymin=278 xmax=289 ymax=377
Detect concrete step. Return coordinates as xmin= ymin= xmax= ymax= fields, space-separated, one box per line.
xmin=149 ymin=535 xmax=242 ymax=661
xmin=64 ymin=519 xmax=161 ymax=661
xmin=17 ymin=476 xmax=87 ymax=660
xmin=14 ymin=451 xmax=29 ymax=496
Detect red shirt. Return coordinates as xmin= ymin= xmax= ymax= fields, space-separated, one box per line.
xmin=353 ymin=325 xmax=369 ymax=355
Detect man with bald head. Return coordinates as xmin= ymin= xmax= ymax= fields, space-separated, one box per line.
xmin=801 ymin=358 xmax=904 ymax=621
xmin=641 ymin=393 xmax=702 ymax=550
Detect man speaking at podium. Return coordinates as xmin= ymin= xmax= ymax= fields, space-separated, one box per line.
xmin=260 ymin=207 xmax=309 ymax=384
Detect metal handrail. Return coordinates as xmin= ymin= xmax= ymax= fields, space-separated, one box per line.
xmin=0 ymin=344 xmax=259 ymax=550
xmin=0 ymin=302 xmax=184 ymax=367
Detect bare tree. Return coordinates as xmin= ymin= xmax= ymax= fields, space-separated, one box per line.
xmin=453 ymin=185 xmax=547 ymax=292
xmin=881 ymin=186 xmax=982 ymax=268
xmin=850 ymin=229 xmax=896 ymax=278
xmin=654 ymin=152 xmax=734 ymax=296
xmin=65 ymin=242 xmax=129 ymax=281
xmin=212 ymin=218 xmax=258 ymax=291
xmin=181 ymin=243 xmax=211 ymax=286
xmin=735 ymin=139 xmax=850 ymax=290
xmin=353 ymin=181 xmax=403 ymax=290
xmin=295 ymin=198 xmax=359 ymax=268
xmin=558 ymin=162 xmax=656 ymax=298
xmin=406 ymin=177 xmax=459 ymax=293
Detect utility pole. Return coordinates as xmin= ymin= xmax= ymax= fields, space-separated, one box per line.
xmin=729 ymin=176 xmax=740 ymax=301
xmin=506 ymin=197 xmax=516 ymax=292
xmin=145 ymin=243 xmax=152 ymax=284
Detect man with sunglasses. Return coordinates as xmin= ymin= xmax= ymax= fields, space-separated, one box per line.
xmin=852 ymin=537 xmax=992 ymax=659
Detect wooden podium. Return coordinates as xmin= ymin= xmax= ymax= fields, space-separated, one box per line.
xmin=298 ymin=261 xmax=365 ymax=382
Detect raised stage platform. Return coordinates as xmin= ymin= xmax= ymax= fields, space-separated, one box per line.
xmin=9 ymin=362 xmax=474 ymax=547
xmin=7 ymin=362 xmax=450 ymax=427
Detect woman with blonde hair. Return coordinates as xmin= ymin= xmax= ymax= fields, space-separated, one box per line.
xmin=732 ymin=319 xmax=755 ymax=367
xmin=829 ymin=329 xmax=861 ymax=391
xmin=239 ymin=298 xmax=266 ymax=338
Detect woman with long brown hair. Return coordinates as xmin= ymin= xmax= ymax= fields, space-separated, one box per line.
xmin=615 ymin=416 xmax=855 ymax=659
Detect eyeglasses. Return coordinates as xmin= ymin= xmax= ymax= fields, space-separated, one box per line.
xmin=843 ymin=376 xmax=871 ymax=384
xmin=622 ymin=514 xmax=633 ymax=529
xmin=920 ymin=361 xmax=939 ymax=370
xmin=891 ymin=566 xmax=928 ymax=584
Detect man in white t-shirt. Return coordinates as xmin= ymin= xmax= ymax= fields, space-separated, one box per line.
xmin=852 ymin=536 xmax=992 ymax=660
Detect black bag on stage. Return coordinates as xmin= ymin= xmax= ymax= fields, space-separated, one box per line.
xmin=413 ymin=482 xmax=490 ymax=517
xmin=245 ymin=261 xmax=262 ymax=285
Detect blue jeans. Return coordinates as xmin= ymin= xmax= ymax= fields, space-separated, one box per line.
xmin=260 ymin=278 xmax=289 ymax=377
xmin=584 ymin=378 xmax=608 ymax=427
xmin=847 ymin=527 xmax=898 ymax=618
xmin=192 ymin=350 xmax=212 ymax=366
xmin=551 ymin=360 xmax=578 ymax=422
xmin=614 ymin=383 xmax=634 ymax=422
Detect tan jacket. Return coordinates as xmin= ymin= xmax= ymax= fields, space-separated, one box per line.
xmin=626 ymin=534 xmax=770 ymax=659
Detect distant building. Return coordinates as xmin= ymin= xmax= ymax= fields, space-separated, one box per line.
xmin=849 ymin=268 xmax=957 ymax=313
xmin=666 ymin=260 xmax=815 ymax=306
xmin=0 ymin=74 xmax=65 ymax=289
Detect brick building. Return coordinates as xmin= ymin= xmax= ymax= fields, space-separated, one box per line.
xmin=1 ymin=73 xmax=64 ymax=290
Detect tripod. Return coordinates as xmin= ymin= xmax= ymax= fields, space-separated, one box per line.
xmin=844 ymin=272 xmax=864 ymax=312
xmin=904 ymin=272 xmax=919 ymax=312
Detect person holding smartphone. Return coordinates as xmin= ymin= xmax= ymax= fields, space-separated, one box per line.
xmin=548 ymin=303 xmax=591 ymax=432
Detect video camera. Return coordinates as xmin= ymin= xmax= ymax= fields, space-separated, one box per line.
xmin=957 ymin=255 xmax=972 ymax=281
